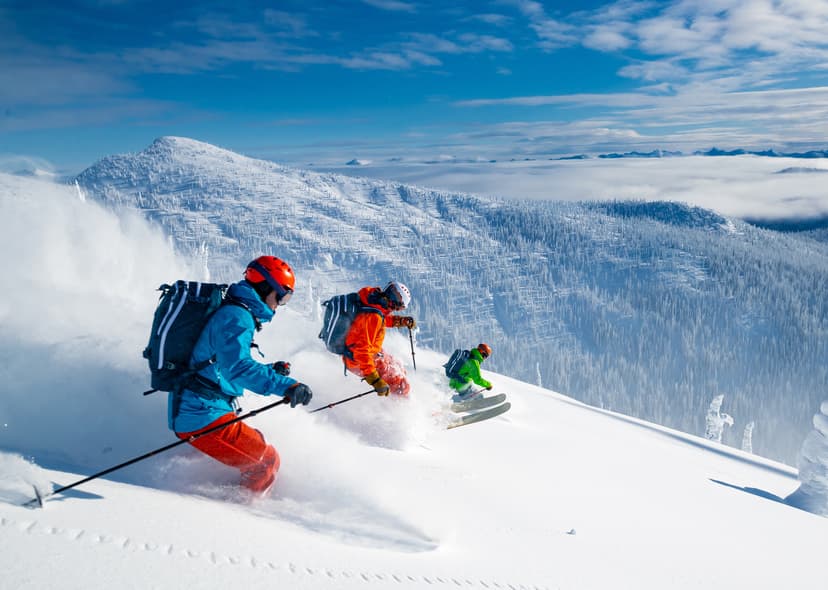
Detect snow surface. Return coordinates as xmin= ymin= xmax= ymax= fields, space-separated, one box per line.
xmin=1 ymin=171 xmax=827 ymax=589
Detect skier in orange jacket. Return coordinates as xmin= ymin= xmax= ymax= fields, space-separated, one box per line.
xmin=343 ymin=281 xmax=415 ymax=396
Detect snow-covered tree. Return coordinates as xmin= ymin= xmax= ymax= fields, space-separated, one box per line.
xmin=705 ymin=394 xmax=734 ymax=443
xmin=198 ymin=241 xmax=210 ymax=282
xmin=786 ymin=401 xmax=828 ymax=517
xmin=741 ymin=421 xmax=755 ymax=454
xmin=536 ymin=362 xmax=543 ymax=388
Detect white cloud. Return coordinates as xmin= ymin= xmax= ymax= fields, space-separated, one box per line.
xmin=262 ymin=10 xmax=317 ymax=38
xmin=454 ymin=91 xmax=660 ymax=108
xmin=0 ymin=56 xmax=130 ymax=106
xmin=582 ymin=24 xmax=633 ymax=51
xmin=360 ymin=0 xmax=417 ymax=12
xmin=505 ymin=0 xmax=578 ymax=49
xmin=457 ymin=33 xmax=514 ymax=52
xmin=618 ymin=59 xmax=687 ymax=81
xmin=399 ymin=32 xmax=513 ymax=55
xmin=340 ymin=51 xmax=426 ymax=70
xmin=467 ymin=13 xmax=512 ymax=27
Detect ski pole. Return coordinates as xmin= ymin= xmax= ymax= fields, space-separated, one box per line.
xmin=408 ymin=327 xmax=417 ymax=370
xmin=309 ymin=389 xmax=375 ymax=413
xmin=24 ymin=397 xmax=290 ymax=508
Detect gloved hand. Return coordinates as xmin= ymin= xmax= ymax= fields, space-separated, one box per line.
xmin=272 ymin=361 xmax=291 ymax=376
xmin=485 ymin=384 xmax=493 ymax=391
xmin=364 ymin=370 xmax=390 ymax=396
xmin=286 ymin=383 xmax=313 ymax=408
xmin=392 ymin=316 xmax=416 ymax=329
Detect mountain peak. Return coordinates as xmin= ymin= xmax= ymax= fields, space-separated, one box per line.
xmin=143 ymin=136 xmax=241 ymax=161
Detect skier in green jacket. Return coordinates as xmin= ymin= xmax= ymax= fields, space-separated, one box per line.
xmin=449 ymin=343 xmax=493 ymax=402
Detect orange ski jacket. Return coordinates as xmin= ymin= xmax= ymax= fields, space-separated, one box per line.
xmin=343 ymin=286 xmax=396 ymax=376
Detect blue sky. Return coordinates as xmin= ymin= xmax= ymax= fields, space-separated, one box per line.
xmin=3 ymin=0 xmax=828 ymax=172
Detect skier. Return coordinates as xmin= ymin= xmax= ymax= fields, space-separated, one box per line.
xmin=169 ymin=255 xmax=313 ymax=496
xmin=342 ymin=281 xmax=416 ymax=396
xmin=449 ymin=343 xmax=493 ymax=402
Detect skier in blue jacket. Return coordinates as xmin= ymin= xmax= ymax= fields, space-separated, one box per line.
xmin=170 ymin=255 xmax=313 ymax=495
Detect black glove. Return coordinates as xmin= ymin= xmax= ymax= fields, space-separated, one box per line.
xmin=364 ymin=370 xmax=390 ymax=396
xmin=272 ymin=361 xmax=291 ymax=376
xmin=286 ymin=383 xmax=313 ymax=408
xmin=485 ymin=384 xmax=493 ymax=391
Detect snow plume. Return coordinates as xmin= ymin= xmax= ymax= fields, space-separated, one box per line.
xmin=0 ymin=171 xmax=447 ymax=519
xmin=0 ymin=453 xmax=51 ymax=505
xmin=0 ymin=172 xmax=191 ymax=469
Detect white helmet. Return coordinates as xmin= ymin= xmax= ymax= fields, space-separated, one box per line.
xmin=383 ymin=281 xmax=411 ymax=310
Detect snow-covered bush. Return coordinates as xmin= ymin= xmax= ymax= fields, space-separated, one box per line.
xmin=786 ymin=401 xmax=828 ymax=517
xmin=705 ymin=394 xmax=734 ymax=443
xmin=741 ymin=421 xmax=755 ymax=454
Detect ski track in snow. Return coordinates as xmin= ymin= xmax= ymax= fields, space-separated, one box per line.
xmin=248 ymin=496 xmax=437 ymax=553
xmin=0 ymin=514 xmax=549 ymax=590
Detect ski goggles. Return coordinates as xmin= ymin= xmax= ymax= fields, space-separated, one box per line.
xmin=274 ymin=285 xmax=293 ymax=306
xmin=247 ymin=260 xmax=294 ymax=306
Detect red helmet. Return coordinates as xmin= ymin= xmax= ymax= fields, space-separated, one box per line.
xmin=245 ymin=256 xmax=295 ymax=305
xmin=477 ymin=343 xmax=492 ymax=359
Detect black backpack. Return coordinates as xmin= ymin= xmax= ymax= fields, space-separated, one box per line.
xmin=319 ymin=292 xmax=383 ymax=357
xmin=143 ymin=281 xmax=228 ymax=395
xmin=443 ymin=348 xmax=470 ymax=380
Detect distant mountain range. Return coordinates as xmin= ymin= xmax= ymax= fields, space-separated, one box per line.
xmin=324 ymin=147 xmax=828 ymax=166
xmin=550 ymin=147 xmax=828 ymax=161
xmin=73 ymin=137 xmax=828 ymax=465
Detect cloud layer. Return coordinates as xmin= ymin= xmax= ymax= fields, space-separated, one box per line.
xmin=4 ymin=1 xmax=828 ymax=167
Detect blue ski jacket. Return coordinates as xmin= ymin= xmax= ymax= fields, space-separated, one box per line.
xmin=168 ymin=280 xmax=297 ymax=433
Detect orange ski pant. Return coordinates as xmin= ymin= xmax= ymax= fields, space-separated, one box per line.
xmin=176 ymin=413 xmax=280 ymax=493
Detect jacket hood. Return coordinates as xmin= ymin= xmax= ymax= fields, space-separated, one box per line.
xmin=358 ymin=286 xmax=391 ymax=315
xmin=227 ymin=280 xmax=275 ymax=323
xmin=469 ymin=348 xmax=485 ymax=362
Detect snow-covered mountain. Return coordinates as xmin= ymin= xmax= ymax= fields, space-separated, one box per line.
xmin=73 ymin=137 xmax=828 ymax=465
xmin=2 ymin=162 xmax=827 ymax=590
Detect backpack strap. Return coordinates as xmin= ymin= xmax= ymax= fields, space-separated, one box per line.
xmin=170 ymin=295 xmax=261 ymax=415
xmin=170 ymin=372 xmax=239 ymax=420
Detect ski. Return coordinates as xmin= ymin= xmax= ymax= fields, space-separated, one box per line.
xmin=447 ymin=402 xmax=511 ymax=429
xmin=451 ymin=393 xmax=507 ymax=413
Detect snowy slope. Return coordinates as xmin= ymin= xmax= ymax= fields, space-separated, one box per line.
xmin=4 ymin=375 xmax=826 ymax=590
xmin=1 ymin=171 xmax=827 ymax=590
xmin=0 ymin=363 xmax=828 ymax=590
xmin=72 ymin=138 xmax=828 ymax=465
